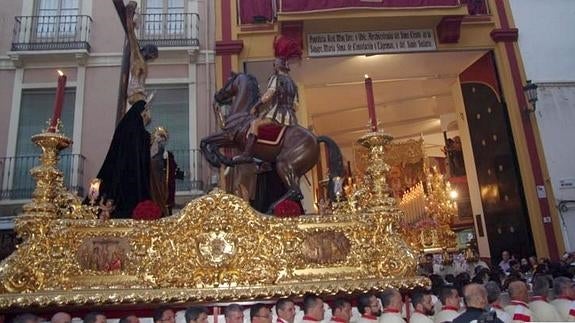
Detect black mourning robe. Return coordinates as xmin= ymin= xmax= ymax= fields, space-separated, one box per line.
xmin=96 ymin=100 xmax=151 ymax=218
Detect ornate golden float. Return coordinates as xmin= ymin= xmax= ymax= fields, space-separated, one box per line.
xmin=0 ymin=129 xmax=427 ymax=310
xmin=353 ymin=138 xmax=458 ymax=253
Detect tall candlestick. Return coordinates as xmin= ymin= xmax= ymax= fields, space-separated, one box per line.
xmin=49 ymin=70 xmax=67 ymax=132
xmin=364 ymin=74 xmax=377 ymax=132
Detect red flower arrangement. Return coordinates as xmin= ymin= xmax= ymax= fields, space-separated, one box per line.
xmin=273 ymin=199 xmax=302 ymax=217
xmin=132 ymin=200 xmax=161 ymax=220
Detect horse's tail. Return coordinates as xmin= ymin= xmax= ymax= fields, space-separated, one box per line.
xmin=317 ymin=136 xmax=345 ymax=201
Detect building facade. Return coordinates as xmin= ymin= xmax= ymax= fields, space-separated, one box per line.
xmin=0 ymin=0 xmax=217 ymax=223
xmin=510 ymin=0 xmax=575 ymax=252
xmin=214 ymin=0 xmax=566 ymax=262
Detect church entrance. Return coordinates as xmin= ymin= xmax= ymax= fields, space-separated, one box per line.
xmin=245 ymin=49 xmax=535 ymax=261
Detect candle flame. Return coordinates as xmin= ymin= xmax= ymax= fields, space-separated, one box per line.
xmin=57 ymin=70 xmax=64 ymax=76
xmin=364 ymin=74 xmax=369 ymax=79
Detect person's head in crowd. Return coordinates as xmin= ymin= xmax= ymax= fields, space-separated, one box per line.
xmin=303 ymin=293 xmax=325 ymax=321
xmin=509 ymin=260 xmax=520 ymax=272
xmin=520 ymin=258 xmax=529 ymax=268
xmin=528 ymin=256 xmax=538 ymax=267
xmin=331 ymin=298 xmax=352 ymax=323
xmin=185 ymin=307 xmax=209 ymax=323
xmin=276 ymin=298 xmax=296 ymax=323
xmin=532 ymin=275 xmax=551 ymax=299
xmin=119 ymin=315 xmax=140 ymax=323
xmin=454 ymin=272 xmax=471 ymax=296
xmin=357 ymin=293 xmax=381 ymax=317
xmin=553 ymin=276 xmax=575 ymax=299
xmin=485 ymin=281 xmax=502 ymax=305
xmin=508 ymin=280 xmax=529 ymax=303
xmin=444 ymin=274 xmax=455 ymax=285
xmin=473 ymin=268 xmax=490 ymax=284
xmin=463 ymin=283 xmax=488 ymax=309
xmin=12 ymin=313 xmax=39 ymax=323
xmin=439 ymin=287 xmax=460 ymax=310
xmin=380 ymin=288 xmax=403 ymax=311
xmin=225 ymin=304 xmax=244 ymax=323
xmin=154 ymin=307 xmax=175 ymax=323
xmin=251 ymin=303 xmax=272 ymax=323
xmin=501 ymin=251 xmax=510 ymax=262
xmin=488 ymin=269 xmax=503 ymax=286
xmin=411 ymin=291 xmax=434 ymax=316
xmin=503 ymin=274 xmax=523 ymax=290
xmin=51 ymin=312 xmax=72 ymax=323
xmin=84 ymin=312 xmax=106 ymax=323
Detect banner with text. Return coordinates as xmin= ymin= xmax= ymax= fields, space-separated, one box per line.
xmin=307 ymin=29 xmax=436 ymax=57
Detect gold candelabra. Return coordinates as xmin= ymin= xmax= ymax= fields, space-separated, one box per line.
xmin=16 ymin=129 xmax=72 ymax=241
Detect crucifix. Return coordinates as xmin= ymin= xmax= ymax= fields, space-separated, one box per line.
xmin=112 ymin=0 xmax=159 ymax=124
xmin=112 ymin=0 xmax=132 ymax=126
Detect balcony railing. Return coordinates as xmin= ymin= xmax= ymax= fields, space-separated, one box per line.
xmin=11 ymin=15 xmax=92 ymax=51
xmin=137 ymin=13 xmax=200 ymax=48
xmin=171 ymin=149 xmax=204 ymax=192
xmin=461 ymin=0 xmax=490 ymax=15
xmin=0 ymin=154 xmax=85 ymax=201
xmin=0 ymin=150 xmax=202 ymax=202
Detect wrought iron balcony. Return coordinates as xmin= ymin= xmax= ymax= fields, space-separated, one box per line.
xmin=137 ymin=12 xmax=200 ymax=48
xmin=0 ymin=154 xmax=85 ymax=201
xmin=11 ymin=15 xmax=92 ymax=51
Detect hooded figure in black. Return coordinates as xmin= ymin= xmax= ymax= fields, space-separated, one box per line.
xmin=95 ymin=100 xmax=151 ymax=218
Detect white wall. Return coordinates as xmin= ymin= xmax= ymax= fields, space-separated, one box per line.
xmin=510 ymin=0 xmax=575 ymax=251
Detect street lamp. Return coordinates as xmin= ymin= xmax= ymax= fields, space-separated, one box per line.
xmin=523 ymin=80 xmax=538 ymax=113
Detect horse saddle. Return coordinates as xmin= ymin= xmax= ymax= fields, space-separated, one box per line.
xmin=254 ymin=123 xmax=287 ymax=146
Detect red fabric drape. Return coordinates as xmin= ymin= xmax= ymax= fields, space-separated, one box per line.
xmin=280 ymin=0 xmax=460 ymax=13
xmin=238 ymin=0 xmax=275 ymax=24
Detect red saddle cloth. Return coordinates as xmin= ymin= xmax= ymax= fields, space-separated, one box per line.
xmin=256 ymin=123 xmax=286 ymax=146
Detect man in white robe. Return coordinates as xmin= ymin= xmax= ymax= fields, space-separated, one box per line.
xmin=409 ymin=292 xmax=434 ymax=323
xmin=504 ymin=281 xmax=532 ymax=322
xmin=485 ymin=281 xmax=511 ymax=323
xmin=380 ymin=288 xmax=405 ymax=323
xmin=529 ymin=276 xmax=562 ymax=322
xmin=357 ymin=293 xmax=381 ymax=323
xmin=433 ymin=287 xmax=460 ymax=323
xmin=550 ymin=276 xmax=575 ymax=321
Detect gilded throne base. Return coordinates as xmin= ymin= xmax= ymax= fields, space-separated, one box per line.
xmin=0 ymin=131 xmax=427 ymax=309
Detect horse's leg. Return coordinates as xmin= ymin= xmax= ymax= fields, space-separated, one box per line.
xmin=200 ymin=132 xmax=235 ymax=168
xmin=265 ymin=129 xmax=319 ymax=214
xmin=200 ymin=135 xmax=222 ymax=168
xmin=266 ymin=161 xmax=302 ymax=214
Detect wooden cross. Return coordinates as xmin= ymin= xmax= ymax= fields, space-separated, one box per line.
xmin=112 ymin=0 xmax=134 ymax=125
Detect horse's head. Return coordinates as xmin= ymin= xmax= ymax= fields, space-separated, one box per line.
xmin=213 ymin=72 xmax=261 ymax=121
xmin=214 ymin=72 xmax=239 ymax=106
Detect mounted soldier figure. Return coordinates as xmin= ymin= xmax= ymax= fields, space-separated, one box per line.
xmin=233 ymin=38 xmax=300 ymax=164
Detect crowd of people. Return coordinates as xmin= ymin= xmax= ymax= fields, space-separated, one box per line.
xmin=7 ymin=251 xmax=575 ymax=323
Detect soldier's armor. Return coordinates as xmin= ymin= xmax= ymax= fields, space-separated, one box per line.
xmin=269 ymin=74 xmax=298 ymax=125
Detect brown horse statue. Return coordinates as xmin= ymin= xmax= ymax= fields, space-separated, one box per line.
xmin=200 ymin=72 xmax=344 ymax=213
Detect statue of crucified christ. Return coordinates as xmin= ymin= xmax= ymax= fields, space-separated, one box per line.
xmin=113 ymin=0 xmax=159 ymax=119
